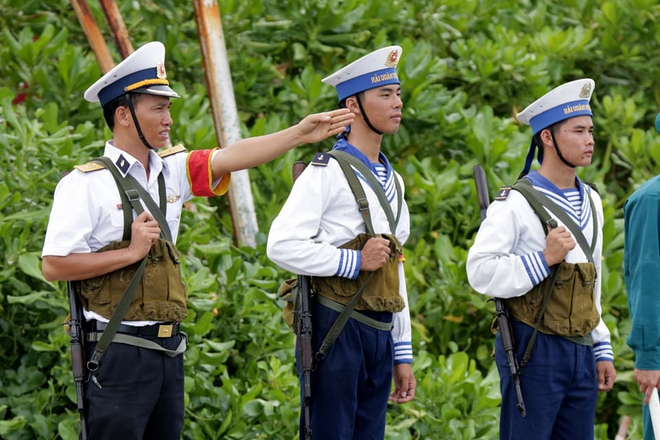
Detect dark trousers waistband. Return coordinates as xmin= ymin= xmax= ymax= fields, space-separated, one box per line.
xmin=86 ymin=320 xmax=180 ymax=337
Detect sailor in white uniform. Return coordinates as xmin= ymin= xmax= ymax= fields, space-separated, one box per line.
xmin=466 ymin=78 xmax=615 ymax=440
xmin=268 ymin=46 xmax=415 ymax=440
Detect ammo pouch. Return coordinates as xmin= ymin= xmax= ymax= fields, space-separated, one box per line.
xmin=311 ymin=233 xmax=404 ymax=313
xmin=79 ymin=238 xmax=188 ymax=322
xmin=505 ymin=261 xmax=599 ymax=337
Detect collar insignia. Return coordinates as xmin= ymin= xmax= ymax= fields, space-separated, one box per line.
xmin=115 ymin=154 xmax=130 ymax=174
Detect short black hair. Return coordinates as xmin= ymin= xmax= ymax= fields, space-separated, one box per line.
xmin=339 ymin=91 xmax=366 ymax=109
xmin=102 ymin=92 xmax=146 ymax=131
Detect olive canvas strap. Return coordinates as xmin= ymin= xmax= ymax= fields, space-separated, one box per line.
xmin=329 ymin=150 xmax=403 ymax=232
xmin=85 ymin=157 xmax=174 ymax=371
xmin=513 ymin=179 xmax=596 ymax=264
xmin=313 ymin=152 xmax=376 ymax=362
xmin=314 ymin=150 xmax=405 ymax=363
xmin=92 ymin=157 xmax=172 ymax=242
xmin=512 ymin=179 xmax=598 ymax=372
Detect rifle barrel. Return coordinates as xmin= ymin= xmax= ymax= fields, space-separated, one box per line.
xmin=473 ymin=165 xmax=526 ymax=418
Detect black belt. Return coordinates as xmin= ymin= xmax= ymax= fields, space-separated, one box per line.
xmin=86 ymin=320 xmax=180 ymax=338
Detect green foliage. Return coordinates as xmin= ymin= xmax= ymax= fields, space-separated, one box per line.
xmin=0 ymin=0 xmax=657 ymax=438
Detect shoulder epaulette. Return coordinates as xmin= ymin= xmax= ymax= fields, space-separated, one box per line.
xmin=495 ymin=186 xmax=512 ymax=201
xmin=585 ymin=181 xmax=599 ymax=194
xmin=158 ymin=144 xmax=187 ymax=158
xmin=311 ymin=152 xmax=331 ymax=167
xmin=74 ymin=161 xmax=105 ymax=173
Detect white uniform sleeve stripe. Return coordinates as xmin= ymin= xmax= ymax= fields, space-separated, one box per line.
xmin=336 ymin=249 xmax=360 ymax=279
xmin=522 ymin=252 xmax=549 ymax=285
xmin=593 ymin=342 xmax=614 ymax=361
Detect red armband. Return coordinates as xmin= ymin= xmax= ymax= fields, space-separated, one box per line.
xmin=186 ymin=148 xmax=231 ymax=197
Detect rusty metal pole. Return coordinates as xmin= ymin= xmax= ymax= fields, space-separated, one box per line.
xmin=70 ymin=0 xmax=115 ymax=73
xmin=192 ymin=0 xmax=258 ymax=248
xmin=99 ymin=0 xmax=133 ymax=58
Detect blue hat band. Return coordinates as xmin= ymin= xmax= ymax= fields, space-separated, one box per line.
xmin=529 ymin=100 xmax=592 ymax=134
xmin=98 ymin=67 xmax=167 ymax=106
xmin=335 ymin=68 xmax=399 ymax=101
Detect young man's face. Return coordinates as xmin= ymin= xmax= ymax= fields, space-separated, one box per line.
xmin=548 ymin=115 xmax=595 ymax=167
xmin=360 ymin=85 xmax=403 ymax=134
xmin=132 ymin=94 xmax=173 ymax=149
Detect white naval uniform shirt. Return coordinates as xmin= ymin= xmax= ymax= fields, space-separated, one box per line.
xmin=466 ymin=171 xmax=613 ymax=361
xmin=266 ymin=152 xmax=414 ymax=364
xmin=42 ymin=141 xmax=227 ymax=324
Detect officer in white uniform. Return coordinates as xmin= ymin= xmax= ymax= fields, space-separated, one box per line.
xmin=466 ymin=79 xmax=616 ymax=440
xmin=268 ymin=46 xmax=416 ymax=440
xmin=41 ymin=41 xmax=353 ymax=440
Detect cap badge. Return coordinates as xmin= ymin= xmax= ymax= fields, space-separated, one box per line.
xmin=579 ymin=82 xmax=591 ymax=98
xmin=385 ymin=50 xmax=399 ymax=67
xmin=157 ymin=62 xmax=167 ymax=79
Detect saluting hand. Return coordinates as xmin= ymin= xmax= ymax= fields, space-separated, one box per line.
xmin=295 ymin=108 xmax=355 ymax=144
xmin=543 ymin=226 xmax=575 ymax=266
xmin=128 ymin=212 xmax=161 ymax=260
xmin=360 ymin=236 xmax=392 ymax=271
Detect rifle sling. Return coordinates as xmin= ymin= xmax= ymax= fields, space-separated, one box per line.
xmin=512 ymin=179 xmax=598 ymax=371
xmin=313 ymin=151 xmax=402 ymax=362
xmin=86 ymin=157 xmax=173 ymax=371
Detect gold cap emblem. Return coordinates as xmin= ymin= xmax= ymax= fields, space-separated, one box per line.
xmin=157 ymin=62 xmax=167 ymax=79
xmin=579 ymin=82 xmax=591 ymax=98
xmin=385 ymin=50 xmax=399 ymax=67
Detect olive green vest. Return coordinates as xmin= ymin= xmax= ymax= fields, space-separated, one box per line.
xmin=505 ymin=261 xmax=599 ymax=337
xmin=79 ymin=239 xmax=188 ymax=322
xmin=504 ymin=179 xmax=600 ymax=338
xmin=75 ymin=148 xmax=189 ymax=322
xmin=312 ymin=233 xmax=405 ymax=313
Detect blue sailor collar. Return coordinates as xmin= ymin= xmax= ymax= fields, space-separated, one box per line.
xmin=523 ymin=170 xmax=585 ymax=199
xmin=332 ymin=138 xmax=392 ymax=180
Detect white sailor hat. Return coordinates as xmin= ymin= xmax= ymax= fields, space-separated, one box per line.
xmin=322 ymin=46 xmax=402 ymax=102
xmin=516 ymin=78 xmax=594 ymax=176
xmin=516 ymin=78 xmax=594 ymax=135
xmin=84 ymin=41 xmax=180 ymax=106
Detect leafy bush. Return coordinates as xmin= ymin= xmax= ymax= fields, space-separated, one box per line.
xmin=1 ymin=0 xmax=657 ymax=438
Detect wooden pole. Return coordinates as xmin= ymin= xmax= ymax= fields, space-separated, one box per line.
xmin=192 ymin=0 xmax=258 ymax=248
xmin=70 ymin=0 xmax=115 ymax=73
xmin=99 ymin=0 xmax=133 ymax=58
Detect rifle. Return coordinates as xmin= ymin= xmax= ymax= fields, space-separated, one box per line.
xmin=66 ymin=281 xmax=88 ymax=439
xmin=292 ymin=160 xmax=313 ymax=440
xmin=473 ymin=164 xmax=526 ymax=418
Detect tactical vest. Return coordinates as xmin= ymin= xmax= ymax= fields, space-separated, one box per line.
xmin=505 ymin=261 xmax=598 ymax=337
xmin=312 ymin=232 xmax=405 ymax=313
xmin=310 ymin=151 xmax=405 ymax=313
xmin=502 ymin=179 xmax=600 ymax=338
xmin=74 ymin=146 xmax=188 ymax=322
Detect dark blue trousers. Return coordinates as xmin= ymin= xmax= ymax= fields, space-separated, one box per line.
xmin=496 ymin=320 xmax=597 ymax=440
xmin=82 ymin=334 xmax=185 ymax=440
xmin=298 ymin=300 xmax=393 ymax=440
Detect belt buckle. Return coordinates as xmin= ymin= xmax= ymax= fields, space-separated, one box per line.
xmin=157 ymin=324 xmax=174 ymax=338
